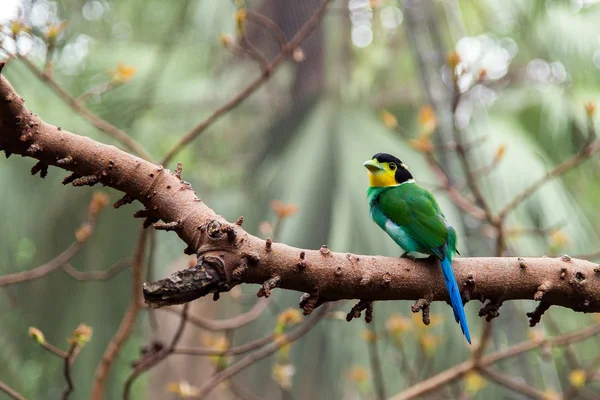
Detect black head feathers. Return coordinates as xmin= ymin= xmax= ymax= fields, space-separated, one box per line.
xmin=372 ymin=153 xmax=403 ymax=165
xmin=372 ymin=152 xmax=413 ymax=183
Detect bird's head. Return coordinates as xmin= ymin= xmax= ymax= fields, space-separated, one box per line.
xmin=363 ymin=153 xmax=413 ymax=187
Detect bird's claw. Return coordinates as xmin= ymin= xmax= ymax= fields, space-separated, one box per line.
xmin=400 ymin=252 xmax=417 ymax=261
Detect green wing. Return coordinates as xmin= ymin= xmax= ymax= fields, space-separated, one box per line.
xmin=377 ymin=184 xmax=450 ymax=259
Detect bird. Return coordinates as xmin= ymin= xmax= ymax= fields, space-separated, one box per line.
xmin=363 ymin=152 xmax=471 ymax=344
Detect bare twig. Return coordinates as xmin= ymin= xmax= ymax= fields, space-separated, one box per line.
xmin=423 ymin=152 xmax=486 ymax=220
xmin=161 ymin=0 xmax=332 ymax=165
xmin=62 ymin=342 xmax=78 ymax=400
xmin=505 ymin=222 xmax=564 ymax=238
xmin=0 ymin=381 xmax=26 ymax=400
xmin=228 ymin=380 xmax=262 ymax=400
xmin=91 ymin=229 xmax=148 ymax=400
xmin=498 ymin=139 xmax=600 ymax=219
xmin=239 ymin=36 xmax=270 ymax=72
xmin=390 ymin=323 xmax=600 ymax=400
xmin=122 ymin=304 xmax=190 ymax=400
xmin=450 ymin=83 xmax=495 ymax=224
xmin=61 ymin=258 xmax=131 ymax=281
xmin=157 ymin=297 xmax=269 ymax=331
xmin=75 ymin=81 xmax=114 ymax=103
xmin=38 ymin=340 xmax=68 ymax=359
xmin=367 ymin=324 xmax=386 ymax=400
xmin=478 ymin=366 xmax=547 ymax=400
xmin=193 ymin=304 xmax=331 ymax=399
xmin=173 ymin=331 xmax=278 ymax=357
xmin=15 ymin=56 xmax=152 ymax=160
xmin=472 ymin=320 xmax=493 ymax=364
xmin=246 ymin=10 xmax=288 ymax=49
xmin=561 ymin=353 xmax=600 ymax=399
xmin=0 ymin=194 xmax=104 ymax=286
xmin=0 ymin=243 xmax=82 ymax=286
xmin=432 ymin=136 xmax=488 ymax=152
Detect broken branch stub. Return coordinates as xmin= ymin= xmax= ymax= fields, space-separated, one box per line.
xmin=142 ymin=256 xmax=229 ymax=308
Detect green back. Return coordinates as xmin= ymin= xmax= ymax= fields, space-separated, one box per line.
xmin=368 ymin=183 xmax=457 ymax=260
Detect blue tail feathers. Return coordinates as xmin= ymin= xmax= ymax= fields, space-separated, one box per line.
xmin=440 ymin=256 xmax=471 ymax=344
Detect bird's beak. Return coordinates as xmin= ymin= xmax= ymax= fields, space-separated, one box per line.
xmin=363 ymin=159 xmax=383 ymax=172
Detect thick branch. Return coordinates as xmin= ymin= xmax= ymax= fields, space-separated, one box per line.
xmin=1 ymin=69 xmax=599 ymax=323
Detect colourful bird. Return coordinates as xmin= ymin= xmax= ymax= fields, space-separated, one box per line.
xmin=363 ymin=153 xmax=471 ymax=344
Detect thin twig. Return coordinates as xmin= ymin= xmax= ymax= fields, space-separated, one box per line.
xmin=472 ymin=321 xmax=493 ymax=364
xmin=61 ymin=342 xmax=78 ymax=400
xmin=39 ymin=341 xmax=68 ymax=359
xmin=561 ymin=353 xmax=600 ymax=399
xmin=367 ymin=324 xmax=386 ymax=400
xmin=15 ymin=55 xmax=152 ymax=160
xmin=448 ymin=68 xmax=497 ymax=229
xmin=423 ymin=152 xmax=486 ymax=219
xmin=75 ymin=81 xmax=113 ymax=103
xmin=388 ymin=333 xmax=417 ymax=385
xmin=157 ymin=297 xmax=270 ymax=331
xmin=0 ymin=243 xmax=82 ymax=286
xmin=173 ymin=332 xmax=276 ymax=357
xmin=498 ymin=139 xmax=600 ymax=219
xmin=451 ymin=155 xmax=504 ymax=191
xmin=246 ymin=10 xmax=288 ymax=49
xmin=44 ymin=44 xmax=55 ymax=77
xmin=193 ymin=304 xmax=331 ymax=399
xmin=504 ymin=222 xmax=564 ymax=238
xmin=544 ymin=316 xmax=582 ymax=371
xmin=432 ymin=136 xmax=488 ymax=152
xmin=0 ymin=196 xmax=102 ymax=286
xmin=161 ymin=0 xmax=333 ymax=165
xmin=239 ymin=36 xmax=270 ymax=72
xmin=389 ymin=323 xmax=600 ymax=400
xmin=122 ymin=303 xmax=190 ymax=399
xmin=91 ymin=229 xmax=148 ymax=400
xmin=228 ymin=380 xmax=262 ymax=400
xmin=0 ymin=381 xmax=26 ymax=400
xmin=478 ymin=366 xmax=547 ymax=400
xmin=62 ymin=258 xmax=131 ymax=281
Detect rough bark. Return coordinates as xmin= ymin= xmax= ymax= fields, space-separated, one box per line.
xmin=1 ymin=66 xmax=599 ymax=322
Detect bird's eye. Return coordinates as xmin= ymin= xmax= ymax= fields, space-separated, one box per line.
xmin=389 ymin=163 xmax=397 ymax=171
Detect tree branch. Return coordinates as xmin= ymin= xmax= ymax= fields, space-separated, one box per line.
xmin=0 ymin=193 xmax=105 ymax=286
xmin=160 ymin=0 xmax=332 ymax=165
xmin=16 ymin=55 xmax=153 ymax=161
xmin=61 ymin=258 xmax=131 ymax=281
xmin=193 ymin=304 xmax=331 ymax=399
xmin=0 ymin=381 xmax=26 ymax=400
xmin=498 ymin=139 xmax=600 ymax=219
xmin=156 ymin=297 xmax=270 ymax=331
xmin=478 ymin=366 xmax=547 ymax=399
xmin=390 ymin=323 xmax=600 ymax=400
xmin=91 ymin=229 xmax=147 ymax=400
xmin=0 ymin=69 xmax=599 ymax=328
xmin=122 ymin=303 xmax=190 ymax=400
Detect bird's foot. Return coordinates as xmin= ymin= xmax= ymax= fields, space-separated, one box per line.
xmin=400 ymin=252 xmax=437 ymax=262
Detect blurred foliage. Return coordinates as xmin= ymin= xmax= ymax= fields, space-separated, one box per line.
xmin=1 ymin=0 xmax=600 ymax=399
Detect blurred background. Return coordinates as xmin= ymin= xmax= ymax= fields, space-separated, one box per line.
xmin=2 ymin=0 xmax=600 ymax=399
